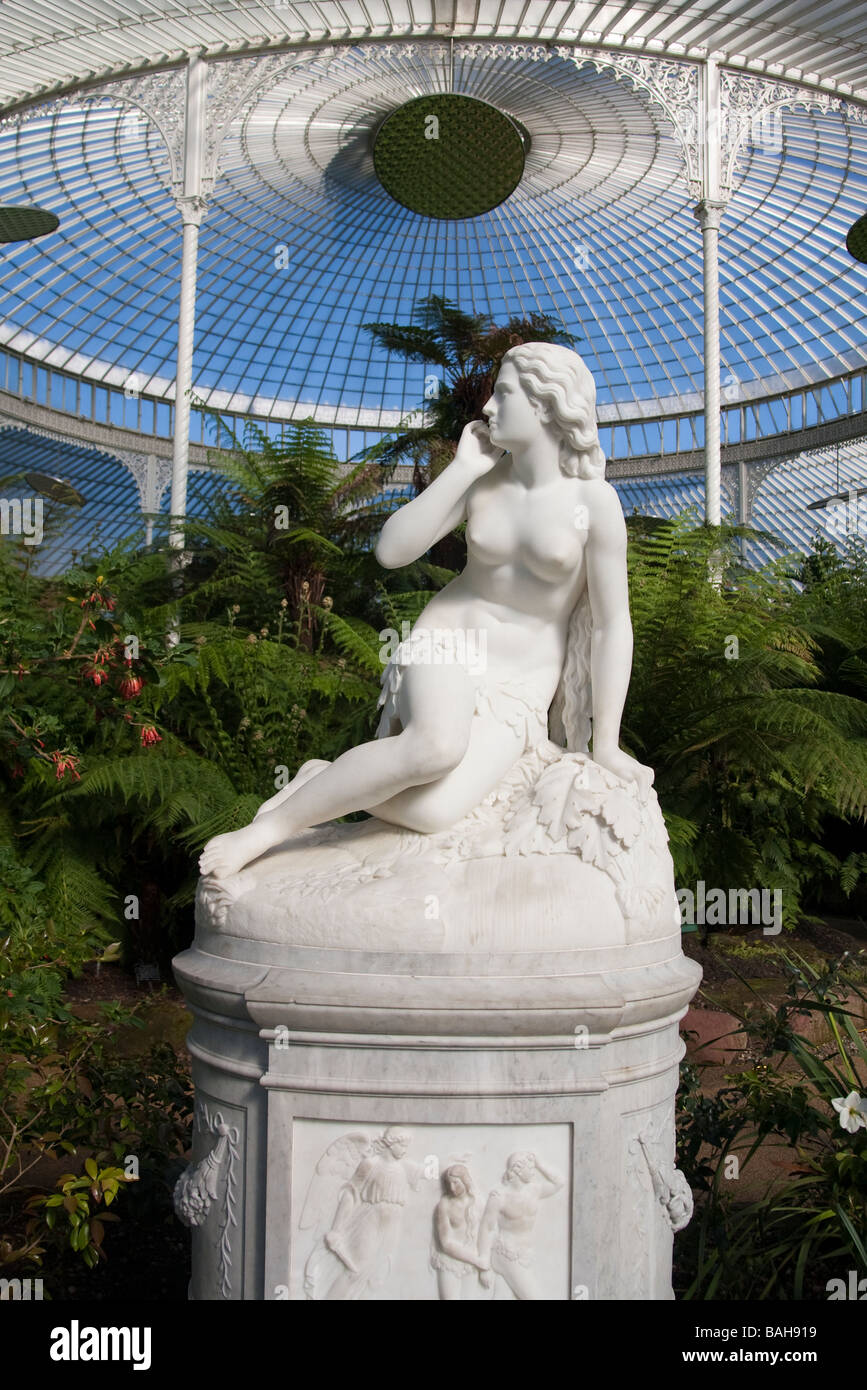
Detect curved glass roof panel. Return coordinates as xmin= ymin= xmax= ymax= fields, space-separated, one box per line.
xmin=615 ymin=441 xmax=867 ymax=567
xmin=0 ymin=45 xmax=866 ymax=433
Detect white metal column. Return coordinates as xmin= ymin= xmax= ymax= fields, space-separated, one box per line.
xmin=695 ymin=59 xmax=726 ymax=527
xmin=169 ymin=54 xmax=207 ymax=555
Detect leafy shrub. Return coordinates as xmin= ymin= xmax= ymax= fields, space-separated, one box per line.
xmin=676 ymin=952 xmax=867 ymax=1299
xmin=625 ymin=521 xmax=867 ymax=924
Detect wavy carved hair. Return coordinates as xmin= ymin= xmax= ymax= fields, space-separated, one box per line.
xmin=441 ymin=1162 xmax=475 ymax=1198
xmin=501 ymin=342 xmax=606 ymax=481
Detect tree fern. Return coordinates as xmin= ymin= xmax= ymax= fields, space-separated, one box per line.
xmin=315 ymin=608 xmax=384 ymax=677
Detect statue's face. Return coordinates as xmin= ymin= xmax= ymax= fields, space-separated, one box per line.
xmin=508 ymin=1155 xmax=534 ymax=1182
xmin=483 ymin=361 xmax=546 ymax=452
xmin=386 ymin=1132 xmax=410 ymax=1158
xmin=447 ymin=1173 xmax=466 ymax=1196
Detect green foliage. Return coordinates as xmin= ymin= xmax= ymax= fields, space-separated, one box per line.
xmin=28 ymin=1159 xmax=132 ymax=1269
xmin=0 ymin=845 xmax=107 ymax=1047
xmin=0 ymin=438 xmax=390 ymax=953
xmin=184 ymin=414 xmax=392 ymax=641
xmin=625 ymin=520 xmax=867 ymax=924
xmin=360 ymin=293 xmax=576 ymax=486
xmin=1 ymin=903 xmax=192 ymax=1277
xmin=2 ymin=1030 xmax=193 ymax=1275
xmin=676 ymin=952 xmax=867 ymax=1299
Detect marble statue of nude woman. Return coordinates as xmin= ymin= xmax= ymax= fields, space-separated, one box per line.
xmin=199 ymin=342 xmax=652 ymax=882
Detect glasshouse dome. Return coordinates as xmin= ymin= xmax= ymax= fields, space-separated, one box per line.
xmin=2 ymin=2 xmax=867 ymax=1319
xmin=0 ymin=2 xmax=866 ymax=564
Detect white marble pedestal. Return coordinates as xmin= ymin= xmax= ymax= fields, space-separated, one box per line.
xmin=173 ymin=862 xmax=700 ymax=1300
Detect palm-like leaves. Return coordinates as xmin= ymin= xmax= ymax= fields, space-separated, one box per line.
xmin=185 ymin=415 xmax=393 ymax=639
xmin=360 ymin=294 xmax=577 ymax=481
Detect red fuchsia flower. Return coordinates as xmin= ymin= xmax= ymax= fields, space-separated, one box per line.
xmin=118 ymin=674 xmax=143 ymax=700
xmin=50 ymin=751 xmax=81 ymax=781
xmin=83 ymin=664 xmax=108 ymax=687
xmin=10 ymin=763 xmax=24 ymax=779
xmin=81 ymin=575 xmax=116 ymax=610
xmin=140 ymin=725 xmax=161 ymax=747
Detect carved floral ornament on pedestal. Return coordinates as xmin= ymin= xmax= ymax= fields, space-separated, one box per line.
xmin=174 ymin=1103 xmax=239 ymax=1300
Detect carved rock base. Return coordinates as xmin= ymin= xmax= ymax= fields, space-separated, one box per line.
xmin=173 ymin=889 xmax=701 ymax=1301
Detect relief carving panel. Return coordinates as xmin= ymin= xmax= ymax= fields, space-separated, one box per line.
xmin=289 ymin=1121 xmax=571 ymax=1301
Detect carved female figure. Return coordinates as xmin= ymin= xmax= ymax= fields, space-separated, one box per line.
xmin=429 ymin=1163 xmax=487 ymax=1300
xmin=199 ymin=343 xmax=650 ymax=881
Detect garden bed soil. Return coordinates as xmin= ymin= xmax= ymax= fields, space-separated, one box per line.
xmin=681 ymin=917 xmax=867 ymax=995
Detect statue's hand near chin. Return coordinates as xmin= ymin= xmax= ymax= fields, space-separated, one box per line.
xmin=592 ymin=746 xmax=655 ymax=800
xmin=455 ymin=420 xmax=505 ymax=478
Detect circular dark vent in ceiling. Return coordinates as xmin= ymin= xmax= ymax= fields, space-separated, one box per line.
xmin=373 ymin=94 xmax=529 ymax=219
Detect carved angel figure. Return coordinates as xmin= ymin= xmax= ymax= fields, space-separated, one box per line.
xmin=302 ymin=1127 xmax=422 ymax=1301
xmin=199 ymin=343 xmax=651 ymax=881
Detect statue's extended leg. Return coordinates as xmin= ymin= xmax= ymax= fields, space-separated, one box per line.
xmin=253 ymin=759 xmax=331 ymax=820
xmin=198 ymin=664 xmax=476 ymax=879
xmin=368 ymin=708 xmax=525 ymax=835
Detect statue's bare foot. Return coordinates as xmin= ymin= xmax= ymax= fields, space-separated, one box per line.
xmin=324 ymin=1231 xmax=357 ymax=1273
xmin=199 ymin=808 xmax=294 ymax=879
xmin=254 ymin=759 xmax=331 ymax=821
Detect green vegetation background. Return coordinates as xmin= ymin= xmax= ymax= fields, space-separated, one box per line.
xmin=1 ymin=295 xmax=865 ymax=1295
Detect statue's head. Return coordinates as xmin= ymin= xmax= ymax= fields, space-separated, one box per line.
xmin=490 ymin=342 xmax=605 ymax=481
xmin=380 ymin=1126 xmax=411 ymax=1158
xmin=441 ymin=1162 xmax=474 ymax=1198
xmin=503 ymin=1151 xmax=536 ymax=1183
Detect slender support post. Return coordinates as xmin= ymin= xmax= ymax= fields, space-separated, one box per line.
xmin=169 ymin=57 xmax=207 ymax=553
xmin=737 ymin=459 xmax=748 ymax=528
xmin=145 ymin=453 xmax=159 ymax=548
xmin=737 ymin=457 xmax=749 ymax=560
xmin=695 ymin=199 xmax=725 ymax=526
xmin=167 ymin=55 xmax=207 ymax=641
xmin=695 ymin=58 xmax=727 ymax=529
xmin=169 ymin=214 xmax=201 ymax=550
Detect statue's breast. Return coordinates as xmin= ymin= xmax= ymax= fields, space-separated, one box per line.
xmin=467 ymin=489 xmax=585 ymax=581
xmin=465 ymin=507 xmax=516 ymax=566
xmin=519 ymin=525 xmax=585 ymax=583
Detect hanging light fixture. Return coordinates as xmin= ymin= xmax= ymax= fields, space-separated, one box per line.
xmin=24 ymin=472 xmax=85 ymax=506
xmin=846 ymin=212 xmax=867 ymax=264
xmin=0 ymin=206 xmax=60 ymax=244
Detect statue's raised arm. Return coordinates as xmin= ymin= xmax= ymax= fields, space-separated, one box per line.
xmin=375 ymin=420 xmax=503 ymax=569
